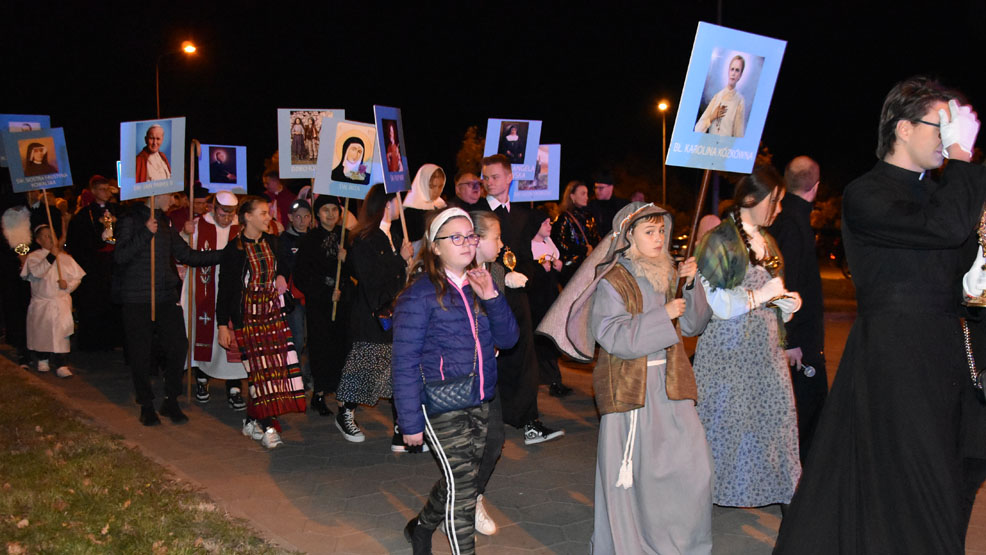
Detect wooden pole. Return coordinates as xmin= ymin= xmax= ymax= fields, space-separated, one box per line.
xmin=41 ymin=190 xmax=62 ymax=280
xmin=395 ymin=192 xmax=411 ymax=277
xmin=675 ymin=169 xmax=713 ymax=298
xmin=186 ymin=140 xmax=199 ymax=400
xmin=331 ymin=197 xmax=349 ymax=321
xmin=150 ymin=194 xmax=156 ymax=322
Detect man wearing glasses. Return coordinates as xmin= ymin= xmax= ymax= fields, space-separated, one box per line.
xmin=451 ymin=171 xmax=484 ymax=211
xmin=588 ymin=171 xmax=628 ymax=237
xmin=775 ymin=77 xmax=986 ymax=554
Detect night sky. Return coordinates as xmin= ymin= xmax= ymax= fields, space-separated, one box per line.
xmin=3 ymin=2 xmax=985 ymax=207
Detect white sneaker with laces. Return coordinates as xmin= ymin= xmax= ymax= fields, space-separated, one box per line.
xmin=55 ymin=366 xmax=72 ymax=378
xmin=261 ymin=427 xmax=283 ymax=449
xmin=475 ymin=494 xmax=497 ymax=535
xmin=37 ymin=360 xmax=50 ymax=373
xmin=242 ymin=419 xmax=264 ymax=441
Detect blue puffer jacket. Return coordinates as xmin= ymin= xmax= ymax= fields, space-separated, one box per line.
xmin=393 ymin=274 xmax=519 ymax=435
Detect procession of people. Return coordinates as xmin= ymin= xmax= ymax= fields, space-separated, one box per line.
xmin=2 ymin=73 xmax=985 ymax=554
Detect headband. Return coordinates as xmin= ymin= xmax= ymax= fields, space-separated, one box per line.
xmin=428 ymin=207 xmax=473 ymax=242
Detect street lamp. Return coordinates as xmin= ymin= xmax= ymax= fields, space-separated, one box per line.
xmin=658 ymin=101 xmax=669 ymax=205
xmin=156 ymin=40 xmax=198 ymax=118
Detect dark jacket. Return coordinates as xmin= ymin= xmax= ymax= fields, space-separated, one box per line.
xmin=473 ymin=197 xmax=539 ymax=279
xmin=589 ymin=196 xmax=629 ymax=237
xmin=393 ymin=274 xmax=519 ymax=435
xmin=215 ymin=232 xmax=283 ymax=329
xmin=347 ymin=227 xmax=407 ymax=344
xmin=112 ymin=203 xmax=222 ymax=304
xmin=293 ymin=225 xmax=346 ymax=305
xmin=276 ymin=226 xmax=306 ymax=280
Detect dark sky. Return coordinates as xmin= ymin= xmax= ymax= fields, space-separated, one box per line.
xmin=3 ymin=1 xmax=985 ymax=205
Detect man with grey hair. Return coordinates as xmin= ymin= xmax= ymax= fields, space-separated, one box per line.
xmin=767 ymin=155 xmax=825 ymax=463
xmin=136 ymin=124 xmax=171 ymax=183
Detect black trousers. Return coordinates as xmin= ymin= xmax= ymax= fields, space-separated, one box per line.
xmin=306 ymin=297 xmax=349 ymax=394
xmin=122 ymin=302 xmax=188 ymax=407
xmin=477 ymin=392 xmax=504 ymax=495
xmin=789 ymin=345 xmax=828 ymax=463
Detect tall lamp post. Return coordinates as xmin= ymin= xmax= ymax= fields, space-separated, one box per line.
xmin=155 ymin=40 xmax=197 ymax=118
xmin=658 ymin=101 xmax=669 ymax=205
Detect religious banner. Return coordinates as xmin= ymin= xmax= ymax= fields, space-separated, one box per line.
xmin=666 ymin=22 xmax=786 ymax=173
xmin=483 ymin=118 xmax=543 ymax=180
xmin=1 ymin=127 xmax=72 ymax=192
xmin=0 ymin=114 xmax=50 ymax=167
xmin=198 ymin=144 xmax=247 ymax=194
xmin=277 ymin=108 xmax=342 ymax=179
xmin=315 ymin=118 xmax=378 ymax=199
xmin=118 ymin=117 xmax=186 ymax=200
xmin=373 ymin=105 xmax=411 ymax=193
xmin=510 ymin=144 xmax=560 ymax=202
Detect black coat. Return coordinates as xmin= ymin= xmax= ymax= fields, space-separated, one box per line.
xmin=775 ymin=160 xmax=986 ymax=554
xmin=474 ymin=197 xmax=538 ymax=279
xmin=112 ymin=204 xmax=222 ymax=305
xmin=293 ymin=225 xmax=347 ymax=305
xmin=347 ymin=226 xmax=406 ymax=344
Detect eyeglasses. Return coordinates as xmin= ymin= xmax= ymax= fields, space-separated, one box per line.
xmin=434 ymin=233 xmax=480 ymax=246
xmin=458 ymin=180 xmax=482 ymax=190
xmin=916 ymin=119 xmax=940 ymax=129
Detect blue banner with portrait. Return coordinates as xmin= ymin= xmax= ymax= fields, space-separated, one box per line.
xmin=509 ymin=144 xmax=560 ymax=202
xmin=0 ymin=114 xmax=51 ymax=167
xmin=198 ymin=144 xmax=247 ymax=194
xmin=2 ymin=127 xmax=72 ymax=192
xmin=373 ymin=105 xmax=410 ymax=194
xmin=315 ymin=118 xmax=378 ymax=200
xmin=483 ymin=118 xmax=543 ymax=180
xmin=666 ymin=22 xmax=786 ymax=173
xmin=119 ymin=117 xmax=186 ymax=200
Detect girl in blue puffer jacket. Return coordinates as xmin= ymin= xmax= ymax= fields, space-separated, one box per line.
xmin=394 ymin=207 xmax=519 ymax=555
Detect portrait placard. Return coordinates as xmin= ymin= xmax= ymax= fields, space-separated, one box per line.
xmin=666 ymin=22 xmax=786 ymax=173
xmin=0 ymin=114 xmax=50 ymax=167
xmin=510 ymin=144 xmax=560 ymax=202
xmin=373 ymin=105 xmax=410 ymax=193
xmin=2 ymin=127 xmax=72 ymax=192
xmin=277 ymin=108 xmax=343 ymax=179
xmin=482 ymin=118 xmax=543 ymax=180
xmin=198 ymin=144 xmax=247 ymax=194
xmin=315 ymin=120 xmax=377 ymax=199
xmin=118 ymin=117 xmax=186 ymax=200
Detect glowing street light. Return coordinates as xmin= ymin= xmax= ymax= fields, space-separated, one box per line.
xmin=658 ymin=100 xmax=670 ymax=205
xmin=156 ymin=41 xmax=199 ymax=118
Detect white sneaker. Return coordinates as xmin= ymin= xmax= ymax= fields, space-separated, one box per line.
xmin=55 ymin=366 xmax=73 ymax=378
xmin=261 ymin=427 xmax=283 ymax=449
xmin=241 ymin=419 xmax=263 ymax=440
xmin=37 ymin=360 xmax=50 ymax=373
xmin=475 ymin=494 xmax=497 ymax=535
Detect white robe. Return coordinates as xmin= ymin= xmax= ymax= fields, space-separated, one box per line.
xmin=21 ymin=249 xmax=85 ymax=353
xmin=694 ymin=87 xmax=746 ymax=138
xmin=180 ymin=212 xmax=246 ymax=380
xmin=145 ymin=152 xmax=171 ymax=181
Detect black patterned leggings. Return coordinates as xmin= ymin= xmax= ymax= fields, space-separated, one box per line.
xmin=418 ymin=402 xmax=489 ymax=555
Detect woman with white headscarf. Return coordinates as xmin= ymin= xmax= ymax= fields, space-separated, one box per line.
xmin=402 ymin=164 xmax=449 ymax=245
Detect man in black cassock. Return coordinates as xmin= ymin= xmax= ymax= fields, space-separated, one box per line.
xmin=768 ymin=155 xmax=827 ymax=463
xmin=775 ymin=77 xmax=986 ymax=554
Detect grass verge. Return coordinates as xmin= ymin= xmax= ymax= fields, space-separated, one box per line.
xmin=0 ymin=362 xmax=295 ymax=554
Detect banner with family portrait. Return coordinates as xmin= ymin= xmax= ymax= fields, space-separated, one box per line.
xmin=118 ymin=117 xmax=186 ymax=200
xmin=483 ymin=118 xmax=542 ymax=180
xmin=0 ymin=114 xmax=50 ymax=167
xmin=314 ymin=118 xmax=378 ymax=199
xmin=277 ymin=108 xmax=343 ymax=179
xmin=198 ymin=144 xmax=247 ymax=194
xmin=373 ymin=105 xmax=410 ymax=193
xmin=509 ymin=144 xmax=560 ymax=203
xmin=666 ymin=22 xmax=786 ymax=173
xmin=2 ymin=127 xmax=72 ymax=192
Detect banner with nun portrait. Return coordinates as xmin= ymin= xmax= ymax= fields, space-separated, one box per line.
xmin=314 ymin=118 xmax=378 ymax=199
xmin=666 ymin=22 xmax=786 ymax=173
xmin=0 ymin=114 xmax=50 ymax=167
xmin=1 ymin=127 xmax=72 ymax=192
xmin=483 ymin=118 xmax=542 ymax=180
xmin=118 ymin=117 xmax=186 ymax=200
xmin=277 ymin=108 xmax=343 ymax=179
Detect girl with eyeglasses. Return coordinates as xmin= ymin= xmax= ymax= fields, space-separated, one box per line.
xmin=394 ymin=207 xmax=518 ymax=554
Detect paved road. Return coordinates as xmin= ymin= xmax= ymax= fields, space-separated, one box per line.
xmin=8 ymin=264 xmax=986 ymax=553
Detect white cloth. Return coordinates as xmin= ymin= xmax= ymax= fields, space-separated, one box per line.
xmin=21 ymin=249 xmax=85 ymax=353
xmin=694 ymin=87 xmax=746 ymax=137
xmin=404 ymin=164 xmax=448 ymax=210
xmin=531 ymin=237 xmax=560 ymax=262
xmin=180 ymin=212 xmax=246 ymax=379
xmin=145 ymin=152 xmax=171 ymax=181
xmin=486 ymin=195 xmax=510 ymax=213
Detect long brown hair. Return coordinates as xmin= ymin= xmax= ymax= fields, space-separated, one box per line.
xmin=234 ymin=195 xmax=268 ymax=250
xmin=352 ymin=183 xmax=396 ymax=241
xmin=404 ymin=211 xmax=477 ymax=310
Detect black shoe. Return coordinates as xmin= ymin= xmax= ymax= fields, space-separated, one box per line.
xmin=195 ymin=381 xmax=211 ymax=403
xmin=524 ymin=419 xmax=565 ymax=445
xmin=139 ymin=405 xmax=161 ymax=426
xmin=159 ymin=398 xmax=189 ymax=424
xmin=392 ymin=425 xmax=428 ymax=453
xmin=549 ymin=382 xmax=573 ymax=397
xmin=310 ymin=393 xmax=333 ymax=416
xmin=227 ymin=389 xmax=246 ymax=411
xmin=404 ymin=517 xmax=433 ymax=555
